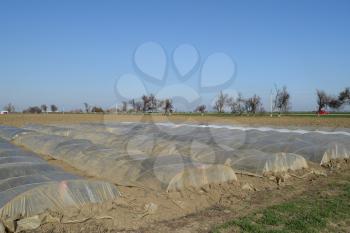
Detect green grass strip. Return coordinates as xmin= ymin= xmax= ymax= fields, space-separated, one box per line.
xmin=212 ymin=183 xmax=350 ymax=233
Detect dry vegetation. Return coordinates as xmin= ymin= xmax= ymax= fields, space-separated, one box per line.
xmin=1 ymin=113 xmax=350 ymax=129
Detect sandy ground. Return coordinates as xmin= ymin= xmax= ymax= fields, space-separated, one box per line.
xmin=1 ymin=113 xmax=350 ymax=129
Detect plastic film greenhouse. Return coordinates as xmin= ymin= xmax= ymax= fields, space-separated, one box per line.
xmin=0 ymin=122 xmax=350 ymax=231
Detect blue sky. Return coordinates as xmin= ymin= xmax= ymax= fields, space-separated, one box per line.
xmin=1 ymin=0 xmax=349 ymax=111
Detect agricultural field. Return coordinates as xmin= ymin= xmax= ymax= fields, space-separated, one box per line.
xmin=3 ymin=0 xmax=350 ymax=232
xmin=1 ymin=113 xmax=350 ymax=128
xmin=0 ymin=114 xmax=349 ymax=232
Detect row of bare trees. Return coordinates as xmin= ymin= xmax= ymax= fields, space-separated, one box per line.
xmin=118 ymin=94 xmax=174 ymax=115
xmin=82 ymin=103 xmax=104 ymax=113
xmin=22 ymin=104 xmax=58 ymax=114
xmin=3 ymin=87 xmax=349 ymax=115
xmin=193 ymin=87 xmax=290 ymax=115
xmin=211 ymin=91 xmax=265 ymax=115
xmin=197 ymin=85 xmax=288 ymax=116
xmin=2 ymin=103 xmax=56 ymax=114
xmin=209 ymin=86 xmax=349 ymax=115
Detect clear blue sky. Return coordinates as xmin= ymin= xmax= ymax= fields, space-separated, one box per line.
xmin=1 ymin=0 xmax=349 ymax=111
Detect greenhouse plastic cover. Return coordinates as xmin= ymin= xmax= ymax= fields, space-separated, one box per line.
xmin=5 ymin=126 xmax=237 ymax=191
xmin=13 ymin=125 xmax=237 ymax=190
xmin=98 ymin=122 xmax=350 ymax=165
xmin=0 ymin=133 xmax=118 ymax=219
xmin=2 ymin=122 xmax=349 ymax=195
xmin=25 ymin=122 xmax=349 ymax=168
xmin=22 ymin=124 xmax=297 ymax=176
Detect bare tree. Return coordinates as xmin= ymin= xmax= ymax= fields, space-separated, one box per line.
xmin=141 ymin=94 xmax=158 ymax=112
xmin=227 ymin=97 xmax=238 ymax=113
xmin=83 ymin=103 xmax=90 ymax=113
xmin=339 ymin=87 xmax=350 ymax=105
xmin=214 ymin=91 xmax=228 ymax=113
xmin=50 ymin=104 xmax=58 ymax=112
xmin=245 ymin=94 xmax=262 ymax=115
xmin=3 ymin=103 xmax=15 ymax=113
xmin=122 ymin=101 xmax=128 ymax=112
xmin=226 ymin=93 xmax=246 ymax=115
xmin=142 ymin=95 xmax=149 ymax=112
xmin=316 ymin=88 xmax=350 ymax=112
xmin=235 ymin=93 xmax=245 ymax=115
xmin=328 ymin=98 xmax=343 ymax=110
xmin=41 ymin=104 xmax=47 ymax=113
xmin=129 ymin=99 xmax=136 ymax=112
xmin=326 ymin=87 xmax=350 ymax=110
xmin=149 ymin=94 xmax=157 ymax=112
xmin=162 ymin=99 xmax=173 ymax=115
xmin=91 ymin=106 xmax=104 ymax=113
xmin=195 ymin=105 xmax=206 ymax=115
xmin=316 ymin=90 xmax=330 ymax=113
xmin=23 ymin=106 xmax=42 ymax=114
xmin=135 ymin=101 xmax=143 ymax=112
xmin=274 ymin=86 xmax=291 ymax=116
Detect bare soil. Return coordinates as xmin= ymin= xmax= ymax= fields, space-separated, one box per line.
xmin=25 ymin=164 xmax=350 ymax=233
xmin=1 ymin=113 xmax=350 ymax=129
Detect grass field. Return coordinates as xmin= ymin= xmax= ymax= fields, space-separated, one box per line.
xmin=1 ymin=113 xmax=350 ymax=128
xmin=213 ymin=171 xmax=350 ymax=233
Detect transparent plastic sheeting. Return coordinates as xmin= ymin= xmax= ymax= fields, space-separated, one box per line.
xmin=23 ymin=124 xmax=309 ymax=175
xmin=0 ymin=136 xmax=118 ymax=219
xmin=26 ymin=122 xmax=350 ymax=166
xmin=4 ymin=129 xmax=237 ymax=191
xmin=4 ymin=122 xmax=349 ymax=195
xmin=13 ymin=125 xmax=303 ymax=180
xmin=86 ymin=122 xmax=350 ymax=165
xmin=21 ymin=124 xmax=307 ymax=176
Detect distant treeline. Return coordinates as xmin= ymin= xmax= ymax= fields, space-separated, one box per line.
xmin=2 ymin=87 xmax=350 ymax=115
